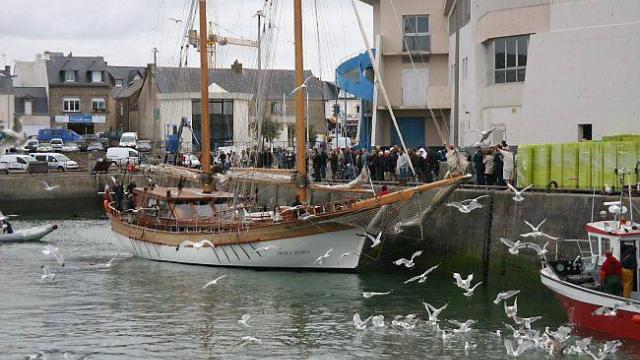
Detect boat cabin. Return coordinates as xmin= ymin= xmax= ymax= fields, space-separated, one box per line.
xmin=586 ymin=219 xmax=640 ymax=300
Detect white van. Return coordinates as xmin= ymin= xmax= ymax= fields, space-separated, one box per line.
xmin=30 ymin=153 xmax=79 ymax=171
xmin=106 ymin=147 xmax=140 ymax=166
xmin=0 ymin=154 xmax=37 ymax=172
xmin=119 ymin=132 xmax=139 ymax=148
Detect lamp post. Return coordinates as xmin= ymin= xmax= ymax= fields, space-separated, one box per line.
xmin=290 ymin=75 xmax=314 ymax=148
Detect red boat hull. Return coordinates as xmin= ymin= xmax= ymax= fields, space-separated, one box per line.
xmin=554 ymin=292 xmax=640 ymax=341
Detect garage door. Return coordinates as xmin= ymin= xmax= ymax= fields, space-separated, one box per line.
xmin=391 ymin=117 xmax=425 ymax=148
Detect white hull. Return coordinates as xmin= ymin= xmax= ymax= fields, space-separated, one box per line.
xmin=0 ymin=224 xmax=57 ymax=243
xmin=111 ymin=229 xmax=367 ymax=270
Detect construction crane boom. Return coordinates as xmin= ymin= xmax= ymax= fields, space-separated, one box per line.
xmin=208 ymin=34 xmax=258 ymax=48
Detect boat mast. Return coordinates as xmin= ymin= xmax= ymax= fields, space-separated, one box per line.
xmin=199 ymin=0 xmax=212 ymax=193
xmin=294 ymin=0 xmax=307 ymax=202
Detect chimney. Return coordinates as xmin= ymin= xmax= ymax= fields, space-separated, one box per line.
xmin=3 ymin=65 xmax=10 ymax=76
xmin=231 ymin=59 xmax=242 ymax=74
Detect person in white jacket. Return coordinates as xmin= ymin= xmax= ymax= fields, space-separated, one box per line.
xmin=498 ymin=146 xmax=515 ymax=185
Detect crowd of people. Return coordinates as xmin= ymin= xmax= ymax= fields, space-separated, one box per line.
xmin=472 ymin=141 xmax=515 ymax=186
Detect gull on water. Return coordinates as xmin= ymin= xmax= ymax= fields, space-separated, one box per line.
xmin=393 ymin=250 xmax=423 ymax=268
xmin=422 ymin=302 xmax=447 ymax=323
xmin=504 ymin=339 xmax=533 ymax=357
xmin=362 ymin=290 xmax=392 ymax=299
xmin=567 ymin=337 xmax=592 ymax=354
xmin=371 ymin=314 xmax=385 ymax=328
xmin=315 ymin=248 xmax=333 ymax=264
xmin=40 ymin=265 xmax=55 ymax=280
xmin=391 ymin=314 xmax=419 ymax=330
xmin=404 ymin=264 xmax=439 ymax=284
xmin=41 ymin=181 xmax=59 ymax=192
xmin=25 ymin=351 xmax=47 ymax=360
xmin=521 ymin=219 xmax=559 ymax=240
xmin=493 ymin=290 xmax=521 ymax=304
xmin=42 ymin=245 xmax=65 ymax=267
xmin=446 ymin=195 xmax=489 ymax=214
xmin=202 ymin=274 xmax=227 ymax=289
xmin=357 ymin=231 xmax=383 ymax=248
xmin=90 ymin=253 xmax=120 ymax=269
xmin=464 ymin=341 xmax=477 ymax=355
xmin=448 ymin=319 xmax=476 ymax=334
xmin=507 ymin=183 xmax=533 ymax=202
xmin=353 ymin=313 xmax=372 ymax=330
xmin=238 ymin=314 xmax=251 ymax=327
xmin=236 ymin=336 xmax=262 ymax=347
xmin=504 ymin=297 xmax=518 ymax=318
xmin=490 ymin=329 xmax=502 ymax=338
xmin=586 ymin=339 xmax=622 ymax=360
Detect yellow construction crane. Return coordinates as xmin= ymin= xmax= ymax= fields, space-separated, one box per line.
xmin=188 ymin=29 xmax=258 ymax=68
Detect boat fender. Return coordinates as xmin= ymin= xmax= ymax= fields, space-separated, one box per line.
xmin=633 ymin=315 xmax=640 ymax=324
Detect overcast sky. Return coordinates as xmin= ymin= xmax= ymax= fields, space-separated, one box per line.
xmin=0 ymin=0 xmax=373 ymax=81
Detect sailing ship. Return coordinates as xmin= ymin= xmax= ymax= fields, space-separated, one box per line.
xmin=106 ymin=0 xmax=468 ymax=270
xmin=540 ymin=175 xmax=640 ymax=339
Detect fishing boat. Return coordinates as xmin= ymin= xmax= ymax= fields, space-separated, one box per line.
xmin=106 ymin=0 xmax=468 ymax=271
xmin=540 ymin=180 xmax=640 ymax=340
xmin=0 ymin=211 xmax=57 ymax=243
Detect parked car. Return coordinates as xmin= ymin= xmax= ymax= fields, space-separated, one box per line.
xmin=136 ymin=140 xmax=152 ymax=152
xmin=184 ymin=154 xmax=201 ymax=169
xmin=30 ymin=153 xmax=79 ymax=171
xmin=0 ymin=154 xmax=37 ymax=172
xmin=119 ymin=132 xmax=138 ymax=148
xmin=36 ymin=143 xmax=53 ymax=152
xmin=61 ymin=143 xmax=80 ymax=152
xmin=21 ymin=139 xmax=40 ymax=153
xmin=87 ymin=142 xmax=105 ymax=152
xmin=106 ymin=147 xmax=140 ymax=167
xmin=50 ymin=138 xmax=64 ymax=151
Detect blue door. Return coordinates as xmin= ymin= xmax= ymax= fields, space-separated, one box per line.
xmin=391 ymin=117 xmax=425 ymax=148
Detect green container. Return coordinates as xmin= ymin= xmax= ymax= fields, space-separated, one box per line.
xmin=578 ymin=142 xmax=592 ymax=189
xmin=562 ymin=143 xmax=579 ymax=188
xmin=603 ymin=142 xmax=619 ymax=189
xmin=549 ymin=143 xmax=563 ymax=188
xmin=533 ymin=144 xmax=551 ymax=187
xmin=591 ymin=142 xmax=604 ymax=189
xmin=516 ymin=145 xmax=534 ymax=187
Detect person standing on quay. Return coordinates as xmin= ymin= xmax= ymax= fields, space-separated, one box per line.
xmin=472 ymin=147 xmax=485 ymax=185
xmin=499 ymin=146 xmax=515 ymax=186
xmin=483 ymin=148 xmax=496 ymax=185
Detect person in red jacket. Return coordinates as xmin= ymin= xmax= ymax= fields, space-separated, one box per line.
xmin=599 ymin=250 xmax=623 ymax=296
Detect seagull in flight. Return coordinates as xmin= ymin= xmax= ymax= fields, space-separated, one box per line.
xmin=41 ymin=265 xmax=55 ymax=280
xmin=507 ymin=183 xmax=533 ymax=202
xmin=504 ymin=297 xmax=518 ymax=318
xmin=521 ymin=219 xmax=559 ymax=240
xmin=176 ymin=239 xmax=215 ymax=251
xmin=463 ymin=281 xmax=483 ymax=298
xmin=472 ymin=127 xmax=495 ymax=146
xmin=238 ymin=314 xmax=251 ymax=327
xmin=42 ymin=181 xmax=59 ymax=191
xmin=337 ymin=251 xmax=361 ymax=265
xmin=513 ymin=315 xmax=542 ymax=330
xmin=315 ymin=248 xmax=333 ymax=264
xmin=362 ymin=290 xmax=392 ymax=299
xmin=168 ymin=17 xmax=182 ymax=23
xmin=202 ymin=274 xmax=227 ymax=289
xmin=255 ymin=245 xmax=280 ymax=252
xmin=504 ymin=339 xmax=533 ymax=357
xmin=42 ymin=245 xmax=64 ymax=267
xmin=357 ymin=231 xmax=382 ymax=248
xmin=393 ymin=250 xmax=423 ymax=268
xmin=449 ymin=319 xmax=476 ymax=333
xmin=493 ymin=290 xmax=521 ymax=304
xmin=446 ymin=195 xmax=489 ymax=214
xmin=453 ymin=272 xmax=474 ymax=290
xmin=500 ymin=237 xmax=527 ymax=255
xmin=422 ymin=301 xmax=447 ymax=323
xmin=404 ymin=264 xmax=440 ymax=284
xmin=353 ymin=313 xmax=372 ymax=330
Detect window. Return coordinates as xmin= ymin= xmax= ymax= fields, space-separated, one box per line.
xmin=403 ymin=15 xmax=430 ymax=53
xmin=494 ymin=35 xmax=529 ymax=84
xmin=449 ymin=0 xmax=471 ymax=35
xmin=270 ymin=101 xmax=283 ymax=115
xmin=192 ymin=100 xmax=234 ymax=149
xmin=600 ymin=237 xmax=611 ymax=255
xmin=24 ymin=100 xmax=32 ymax=115
xmin=579 ymin=124 xmax=592 ymax=141
xmin=92 ymin=98 xmax=106 ymax=112
xmin=115 ymin=79 xmax=124 ymax=87
xmin=91 ymin=71 xmax=103 ymax=83
xmin=173 ymin=202 xmax=195 ymax=219
xmin=63 ymin=97 xmax=80 ymax=112
xmin=64 ymin=70 xmax=76 ymax=82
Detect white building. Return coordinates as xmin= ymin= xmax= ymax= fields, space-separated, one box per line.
xmin=0 ymin=67 xmax=15 ymax=131
xmin=447 ymin=0 xmax=640 ymax=146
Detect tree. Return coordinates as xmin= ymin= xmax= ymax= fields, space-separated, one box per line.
xmin=260 ymin=114 xmax=284 ymax=143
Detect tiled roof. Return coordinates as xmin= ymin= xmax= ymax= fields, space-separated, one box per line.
xmin=0 ymin=75 xmax=14 ymax=93
xmin=46 ymin=54 xmax=109 ymax=85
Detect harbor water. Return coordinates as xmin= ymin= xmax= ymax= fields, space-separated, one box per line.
xmin=1 ymin=218 xmax=639 ymax=359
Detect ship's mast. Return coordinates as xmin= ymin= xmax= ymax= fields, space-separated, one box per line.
xmin=199 ymin=0 xmax=212 ymax=193
xmin=294 ymin=0 xmax=307 ymax=202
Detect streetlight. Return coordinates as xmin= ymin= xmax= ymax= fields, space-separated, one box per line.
xmin=290 ymin=75 xmax=314 ymax=148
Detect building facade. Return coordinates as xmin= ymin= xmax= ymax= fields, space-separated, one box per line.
xmin=0 ymin=66 xmax=15 ymax=131
xmin=14 ymin=87 xmax=49 ymax=136
xmin=368 ymin=0 xmax=452 ymax=148
xmin=446 ymin=0 xmax=640 ymax=146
